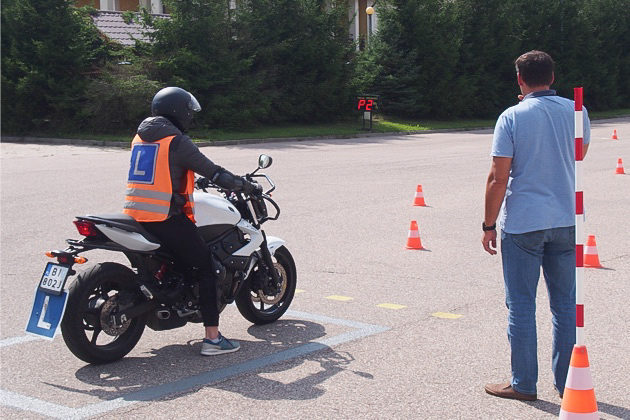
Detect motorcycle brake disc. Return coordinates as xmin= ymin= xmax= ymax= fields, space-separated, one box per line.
xmin=99 ymin=296 xmax=131 ymax=336
xmin=255 ymin=263 xmax=287 ymax=305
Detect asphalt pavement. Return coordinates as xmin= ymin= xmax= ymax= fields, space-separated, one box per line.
xmin=1 ymin=118 xmax=628 ymax=419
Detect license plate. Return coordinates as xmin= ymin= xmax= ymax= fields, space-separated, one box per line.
xmin=38 ymin=263 xmax=70 ymax=295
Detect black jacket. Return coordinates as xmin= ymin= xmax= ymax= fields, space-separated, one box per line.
xmin=136 ymin=116 xmax=224 ymax=217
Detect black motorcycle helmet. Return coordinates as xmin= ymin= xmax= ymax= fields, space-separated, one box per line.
xmin=151 ymin=87 xmax=201 ymax=132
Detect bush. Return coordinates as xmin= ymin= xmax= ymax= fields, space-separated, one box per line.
xmin=146 ymin=0 xmax=355 ymax=128
xmin=1 ymin=1 xmax=107 ymax=133
xmin=80 ymin=61 xmax=161 ymax=132
xmin=355 ymin=0 xmax=630 ymax=119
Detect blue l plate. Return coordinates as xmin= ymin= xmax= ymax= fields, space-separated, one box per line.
xmin=25 ymin=289 xmax=69 ymax=340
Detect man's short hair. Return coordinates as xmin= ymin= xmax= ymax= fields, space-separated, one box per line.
xmin=515 ymin=50 xmax=555 ymax=87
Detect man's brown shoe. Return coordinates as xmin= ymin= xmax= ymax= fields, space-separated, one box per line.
xmin=485 ymin=382 xmax=537 ymax=401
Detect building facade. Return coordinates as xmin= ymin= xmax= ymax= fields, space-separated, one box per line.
xmin=348 ymin=0 xmax=378 ymax=48
xmin=76 ymin=0 xmax=377 ymax=48
xmin=76 ymin=0 xmax=165 ymax=14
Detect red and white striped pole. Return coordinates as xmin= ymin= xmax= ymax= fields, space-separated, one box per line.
xmin=574 ymin=86 xmax=585 ymax=345
xmin=559 ymin=86 xmax=598 ymax=420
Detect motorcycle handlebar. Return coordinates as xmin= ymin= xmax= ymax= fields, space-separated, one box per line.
xmin=196 ymin=173 xmax=274 ymax=195
xmin=194 ymin=176 xmax=279 ymax=223
xmin=247 ymin=173 xmax=276 ymax=194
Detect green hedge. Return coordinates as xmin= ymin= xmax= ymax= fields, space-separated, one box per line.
xmin=356 ymin=0 xmax=630 ymax=119
xmin=1 ymin=0 xmax=107 ymax=132
xmin=2 ymin=0 xmax=628 ymax=134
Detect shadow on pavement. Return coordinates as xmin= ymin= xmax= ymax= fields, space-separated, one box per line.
xmin=210 ymin=322 xmax=373 ymax=400
xmin=525 ymin=399 xmax=630 ymax=419
xmin=44 ymin=320 xmax=372 ymax=403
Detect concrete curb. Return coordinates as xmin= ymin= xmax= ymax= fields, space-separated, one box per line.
xmin=2 ymin=116 xmax=626 ymax=148
xmin=1 ymin=126 xmax=491 ymax=149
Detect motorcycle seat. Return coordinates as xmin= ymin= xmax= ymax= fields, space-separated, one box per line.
xmin=82 ymin=213 xmax=161 ymax=244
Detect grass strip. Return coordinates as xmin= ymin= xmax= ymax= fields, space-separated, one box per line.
xmin=5 ymin=109 xmax=628 ymax=144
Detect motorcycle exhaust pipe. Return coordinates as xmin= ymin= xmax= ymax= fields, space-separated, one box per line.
xmin=156 ymin=309 xmax=171 ymax=320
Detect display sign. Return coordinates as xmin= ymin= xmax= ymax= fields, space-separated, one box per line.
xmin=357 ymin=98 xmax=375 ymax=112
xmin=356 ymin=95 xmax=379 ymax=130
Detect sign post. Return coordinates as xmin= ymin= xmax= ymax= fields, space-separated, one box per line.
xmin=357 ymin=94 xmax=379 ymax=131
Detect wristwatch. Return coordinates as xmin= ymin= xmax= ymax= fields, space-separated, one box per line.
xmin=482 ymin=222 xmax=496 ymax=231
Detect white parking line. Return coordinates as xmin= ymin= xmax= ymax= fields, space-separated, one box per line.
xmin=0 ymin=335 xmax=41 ymax=348
xmin=0 ymin=310 xmax=389 ymax=419
xmin=0 ymin=389 xmax=77 ymax=418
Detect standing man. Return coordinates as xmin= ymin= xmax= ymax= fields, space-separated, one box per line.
xmin=482 ymin=51 xmax=590 ymax=401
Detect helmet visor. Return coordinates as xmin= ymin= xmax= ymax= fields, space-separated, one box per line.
xmin=188 ymin=93 xmax=201 ymax=112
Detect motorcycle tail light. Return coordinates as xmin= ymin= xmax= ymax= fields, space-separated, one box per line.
xmin=73 ymin=220 xmax=100 ymax=237
xmin=57 ymin=255 xmax=72 ymax=264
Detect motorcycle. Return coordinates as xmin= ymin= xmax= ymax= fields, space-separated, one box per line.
xmin=26 ymin=154 xmax=296 ymax=364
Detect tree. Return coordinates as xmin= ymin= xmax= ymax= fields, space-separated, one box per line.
xmin=147 ymin=0 xmax=355 ymax=128
xmin=239 ymin=0 xmax=355 ymax=123
xmin=1 ymin=0 xmax=106 ymax=132
xmin=358 ymin=0 xmax=464 ymax=119
xmin=355 ymin=0 xmax=630 ymax=120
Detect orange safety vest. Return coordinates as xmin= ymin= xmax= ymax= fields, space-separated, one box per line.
xmin=123 ymin=135 xmax=195 ymax=223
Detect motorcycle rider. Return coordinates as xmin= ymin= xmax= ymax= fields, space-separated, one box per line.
xmin=123 ymin=86 xmax=261 ymax=356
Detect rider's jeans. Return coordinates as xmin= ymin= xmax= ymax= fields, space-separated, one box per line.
xmin=500 ymin=227 xmax=576 ymax=395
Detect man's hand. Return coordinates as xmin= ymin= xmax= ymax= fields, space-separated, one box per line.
xmin=482 ymin=230 xmax=498 ymax=255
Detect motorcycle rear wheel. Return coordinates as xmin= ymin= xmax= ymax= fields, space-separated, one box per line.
xmin=61 ymin=262 xmax=146 ymax=364
xmin=235 ymin=246 xmax=296 ymax=324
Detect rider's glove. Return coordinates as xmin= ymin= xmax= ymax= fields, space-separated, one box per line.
xmin=242 ymin=178 xmax=263 ymax=195
xmin=195 ymin=177 xmax=210 ymax=189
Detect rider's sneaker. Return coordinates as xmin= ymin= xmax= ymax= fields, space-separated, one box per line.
xmin=200 ymin=334 xmax=240 ymax=356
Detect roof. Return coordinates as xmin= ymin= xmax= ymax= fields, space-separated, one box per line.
xmin=91 ymin=11 xmax=167 ymax=46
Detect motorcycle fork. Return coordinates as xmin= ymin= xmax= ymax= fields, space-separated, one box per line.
xmin=258 ymin=232 xmax=281 ymax=289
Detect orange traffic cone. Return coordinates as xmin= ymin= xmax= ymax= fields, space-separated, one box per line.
xmin=584 ymin=235 xmax=602 ymax=268
xmin=413 ymin=185 xmax=427 ymax=206
xmin=611 ymin=129 xmax=618 ymax=140
xmin=406 ymin=220 xmax=424 ymax=250
xmin=615 ymin=158 xmax=625 ymax=174
xmin=559 ymin=345 xmax=598 ymax=419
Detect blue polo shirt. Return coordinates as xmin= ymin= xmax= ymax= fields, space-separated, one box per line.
xmin=491 ymin=90 xmax=591 ymax=234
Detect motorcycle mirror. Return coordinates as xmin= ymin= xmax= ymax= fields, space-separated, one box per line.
xmin=258 ymin=154 xmax=272 ymax=169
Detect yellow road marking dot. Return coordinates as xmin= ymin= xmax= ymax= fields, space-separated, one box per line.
xmin=326 ymin=295 xmax=354 ymax=302
xmin=432 ymin=312 xmax=463 ymax=319
xmin=377 ymin=303 xmax=407 ymax=310
xmin=295 ymin=289 xmax=306 ymax=294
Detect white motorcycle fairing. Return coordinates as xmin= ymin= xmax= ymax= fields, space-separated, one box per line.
xmin=93 ymin=192 xmax=283 ymax=257
xmin=95 ymin=225 xmax=160 ymax=252
xmin=193 ymin=192 xmax=240 ymax=227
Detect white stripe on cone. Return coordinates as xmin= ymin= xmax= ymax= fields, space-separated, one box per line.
xmin=584 ymin=245 xmax=598 ymax=255
xmin=408 ymin=230 xmax=420 ymax=238
xmin=559 ymin=410 xmax=598 ymax=420
xmin=565 ymin=366 xmax=594 ymax=391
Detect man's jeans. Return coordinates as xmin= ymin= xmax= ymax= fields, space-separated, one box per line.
xmin=501 ymin=226 xmax=576 ymax=395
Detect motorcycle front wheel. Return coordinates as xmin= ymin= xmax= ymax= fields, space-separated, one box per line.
xmin=61 ymin=262 xmax=147 ymax=364
xmin=235 ymin=246 xmax=297 ymax=324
